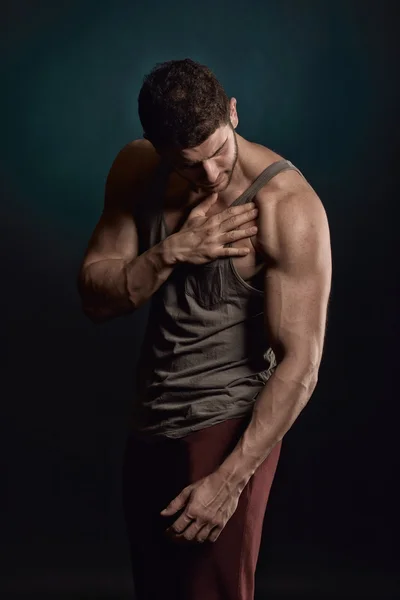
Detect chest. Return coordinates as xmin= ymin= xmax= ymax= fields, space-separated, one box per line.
xmin=162 ymin=199 xmax=265 ymax=285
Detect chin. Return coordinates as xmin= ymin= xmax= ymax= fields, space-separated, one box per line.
xmin=200 ymin=176 xmax=226 ymax=191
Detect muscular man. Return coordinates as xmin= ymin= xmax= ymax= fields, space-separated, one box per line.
xmin=78 ymin=58 xmax=332 ymax=600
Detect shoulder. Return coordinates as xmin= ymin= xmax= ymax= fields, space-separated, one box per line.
xmin=104 ymin=139 xmax=162 ymax=210
xmin=107 ymin=138 xmax=160 ymax=187
xmin=254 ymin=163 xmax=331 ymax=265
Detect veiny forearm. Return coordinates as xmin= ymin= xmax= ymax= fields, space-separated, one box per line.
xmin=216 ymin=357 xmax=319 ymax=491
xmin=78 ymin=237 xmax=179 ymax=322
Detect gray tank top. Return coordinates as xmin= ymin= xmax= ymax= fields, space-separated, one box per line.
xmin=130 ymin=158 xmax=304 ymax=441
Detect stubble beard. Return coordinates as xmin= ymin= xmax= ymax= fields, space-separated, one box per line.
xmin=200 ymin=130 xmax=239 ymax=194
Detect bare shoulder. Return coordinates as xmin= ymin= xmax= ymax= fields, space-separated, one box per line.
xmin=105 ymin=138 xmax=160 ymax=208
xmin=253 ymin=160 xmax=330 ymax=264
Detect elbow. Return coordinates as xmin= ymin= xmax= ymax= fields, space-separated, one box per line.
xmin=76 ymin=267 xmax=134 ymax=324
xmin=79 ymin=290 xmax=120 ymax=324
xmin=77 ymin=276 xmax=112 ymax=325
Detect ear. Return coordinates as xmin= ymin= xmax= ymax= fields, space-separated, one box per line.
xmin=229 ymin=97 xmax=239 ymax=129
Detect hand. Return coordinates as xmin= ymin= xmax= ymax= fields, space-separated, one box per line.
xmin=167 ymin=194 xmax=259 ymax=265
xmin=160 ymin=470 xmax=242 ymax=544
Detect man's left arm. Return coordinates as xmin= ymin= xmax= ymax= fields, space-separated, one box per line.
xmin=216 ymin=179 xmax=332 ymax=490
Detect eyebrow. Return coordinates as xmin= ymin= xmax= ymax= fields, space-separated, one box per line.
xmin=182 ymin=137 xmax=228 ymax=165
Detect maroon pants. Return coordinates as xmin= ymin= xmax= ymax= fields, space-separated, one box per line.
xmin=122 ymin=414 xmax=282 ymax=600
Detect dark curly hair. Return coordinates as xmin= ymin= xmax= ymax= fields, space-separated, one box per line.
xmin=138 ymin=58 xmax=231 ymax=151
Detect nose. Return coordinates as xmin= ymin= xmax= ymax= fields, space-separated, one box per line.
xmin=199 ymin=160 xmax=219 ymax=185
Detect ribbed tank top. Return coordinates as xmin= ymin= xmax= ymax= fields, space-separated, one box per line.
xmin=130 ymin=158 xmax=303 ymax=441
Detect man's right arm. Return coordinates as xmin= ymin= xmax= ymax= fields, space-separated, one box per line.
xmin=77 ymin=141 xmax=179 ymax=323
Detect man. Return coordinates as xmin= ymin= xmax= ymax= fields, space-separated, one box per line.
xmin=78 ymin=58 xmax=332 ymax=600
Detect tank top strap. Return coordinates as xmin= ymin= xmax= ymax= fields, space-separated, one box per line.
xmin=230 ymin=159 xmax=303 ymax=207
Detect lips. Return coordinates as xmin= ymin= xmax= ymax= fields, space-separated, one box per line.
xmin=203 ymin=180 xmax=221 ymax=189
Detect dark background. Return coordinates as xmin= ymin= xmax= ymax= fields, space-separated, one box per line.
xmin=1 ymin=1 xmax=398 ymax=598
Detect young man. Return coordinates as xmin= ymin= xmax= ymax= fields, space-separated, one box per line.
xmin=78 ymin=58 xmax=332 ymax=600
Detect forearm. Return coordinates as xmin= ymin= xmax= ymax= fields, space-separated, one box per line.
xmin=217 ymin=357 xmax=318 ymax=492
xmin=78 ymin=236 xmax=179 ymax=322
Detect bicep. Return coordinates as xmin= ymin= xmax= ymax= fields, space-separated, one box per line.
xmin=262 ymin=190 xmax=332 ymax=368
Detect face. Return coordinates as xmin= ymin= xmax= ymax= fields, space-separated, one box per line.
xmin=162 ymin=98 xmax=239 ymax=193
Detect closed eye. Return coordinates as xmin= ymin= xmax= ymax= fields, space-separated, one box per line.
xmin=183 ymin=152 xmax=222 ymax=169
xmin=180 ymin=138 xmax=227 ymax=169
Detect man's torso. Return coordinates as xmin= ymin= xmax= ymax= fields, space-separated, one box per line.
xmin=129 ymin=137 xmax=305 ymax=283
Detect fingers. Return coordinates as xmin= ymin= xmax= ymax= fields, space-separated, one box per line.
xmin=196 ymin=523 xmax=219 ymax=543
xmin=166 ymin=513 xmax=194 ymax=535
xmin=224 ymin=245 xmax=252 ymax=256
xmin=167 ymin=520 xmax=221 ymax=544
xmin=222 ymin=226 xmax=258 ymax=244
xmin=218 ymin=205 xmax=259 ymax=232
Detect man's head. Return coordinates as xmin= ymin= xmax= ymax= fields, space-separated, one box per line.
xmin=138 ymin=58 xmax=239 ymax=191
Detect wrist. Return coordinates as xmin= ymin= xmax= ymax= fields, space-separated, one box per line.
xmin=216 ymin=450 xmax=255 ymax=493
xmin=160 ymin=233 xmax=185 ymax=266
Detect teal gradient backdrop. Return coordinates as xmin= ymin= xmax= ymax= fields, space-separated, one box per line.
xmin=2 ymin=2 xmax=394 ymax=240
xmin=2 ymin=1 xmax=398 ymax=596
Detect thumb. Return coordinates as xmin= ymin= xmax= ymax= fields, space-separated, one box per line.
xmin=160 ymin=486 xmax=193 ymax=516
